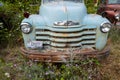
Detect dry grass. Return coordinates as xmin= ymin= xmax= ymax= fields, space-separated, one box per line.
xmin=99 ymin=43 xmax=120 ymax=80
xmin=99 ymin=28 xmax=120 ymax=80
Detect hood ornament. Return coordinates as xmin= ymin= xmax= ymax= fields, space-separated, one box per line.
xmin=54 ymin=20 xmax=79 ymax=26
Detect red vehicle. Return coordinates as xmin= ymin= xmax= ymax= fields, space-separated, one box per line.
xmin=97 ymin=0 xmax=120 ymax=26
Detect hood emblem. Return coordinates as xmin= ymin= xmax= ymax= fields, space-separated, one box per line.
xmin=54 ymin=21 xmax=79 ymax=26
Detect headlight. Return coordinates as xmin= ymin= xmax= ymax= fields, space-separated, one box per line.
xmin=100 ymin=22 xmax=112 ymax=33
xmin=115 ymin=14 xmax=120 ymax=21
xmin=20 ymin=23 xmax=32 ymax=34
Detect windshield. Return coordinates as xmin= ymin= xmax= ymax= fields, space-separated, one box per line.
xmin=108 ymin=0 xmax=120 ymax=4
xmin=43 ymin=0 xmax=83 ymax=4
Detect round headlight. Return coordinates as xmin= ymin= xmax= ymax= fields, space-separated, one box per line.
xmin=20 ymin=23 xmax=32 ymax=34
xmin=100 ymin=22 xmax=112 ymax=33
xmin=115 ymin=14 xmax=120 ymax=21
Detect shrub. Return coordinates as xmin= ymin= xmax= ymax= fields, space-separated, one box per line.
xmin=0 ymin=1 xmax=40 ymax=48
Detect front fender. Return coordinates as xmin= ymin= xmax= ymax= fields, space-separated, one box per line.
xmin=102 ymin=11 xmax=116 ymax=23
xmin=102 ymin=11 xmax=115 ymax=17
xmin=83 ymin=14 xmax=109 ymax=26
xmin=83 ymin=14 xmax=110 ymax=50
xmin=21 ymin=15 xmax=46 ymax=49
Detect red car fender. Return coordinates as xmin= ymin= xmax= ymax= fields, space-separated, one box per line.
xmin=102 ymin=11 xmax=116 ymax=23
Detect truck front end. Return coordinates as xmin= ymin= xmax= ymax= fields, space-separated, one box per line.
xmin=20 ymin=0 xmax=111 ymax=62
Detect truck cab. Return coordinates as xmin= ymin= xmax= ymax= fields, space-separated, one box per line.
xmin=21 ymin=0 xmax=111 ymax=62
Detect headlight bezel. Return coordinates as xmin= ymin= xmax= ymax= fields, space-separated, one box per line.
xmin=115 ymin=13 xmax=120 ymax=21
xmin=100 ymin=22 xmax=112 ymax=33
xmin=20 ymin=23 xmax=32 ymax=34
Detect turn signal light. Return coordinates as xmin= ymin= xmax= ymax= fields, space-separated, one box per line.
xmin=24 ymin=12 xmax=30 ymax=18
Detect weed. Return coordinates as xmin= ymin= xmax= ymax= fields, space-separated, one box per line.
xmin=0 ymin=47 xmax=102 ymax=80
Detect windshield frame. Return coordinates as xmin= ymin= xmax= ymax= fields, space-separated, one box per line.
xmin=42 ymin=0 xmax=84 ymax=4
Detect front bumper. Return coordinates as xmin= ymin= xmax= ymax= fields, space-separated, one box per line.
xmin=20 ymin=46 xmax=110 ymax=62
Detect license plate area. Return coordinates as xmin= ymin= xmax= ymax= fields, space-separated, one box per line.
xmin=27 ymin=41 xmax=43 ymax=49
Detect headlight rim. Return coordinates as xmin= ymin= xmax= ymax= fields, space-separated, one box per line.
xmin=115 ymin=13 xmax=120 ymax=21
xmin=20 ymin=22 xmax=32 ymax=34
xmin=100 ymin=22 xmax=112 ymax=33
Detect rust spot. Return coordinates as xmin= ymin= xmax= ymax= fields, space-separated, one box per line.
xmin=20 ymin=46 xmax=110 ymax=62
xmin=62 ymin=33 xmax=68 ymax=37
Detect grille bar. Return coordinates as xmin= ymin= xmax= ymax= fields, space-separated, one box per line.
xmin=36 ymin=36 xmax=96 ymax=42
xmin=36 ymin=31 xmax=96 ymax=38
xmin=50 ymin=41 xmax=95 ymax=47
xmin=35 ymin=27 xmax=96 ymax=33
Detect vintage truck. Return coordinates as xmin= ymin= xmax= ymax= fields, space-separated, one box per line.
xmin=20 ymin=0 xmax=111 ymax=62
xmin=97 ymin=0 xmax=120 ymax=26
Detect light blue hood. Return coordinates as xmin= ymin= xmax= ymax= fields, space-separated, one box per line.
xmin=40 ymin=2 xmax=87 ymax=25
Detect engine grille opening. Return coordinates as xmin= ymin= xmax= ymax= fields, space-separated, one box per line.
xmin=35 ymin=27 xmax=96 ymax=49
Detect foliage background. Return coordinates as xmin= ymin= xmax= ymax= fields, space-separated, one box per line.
xmin=0 ymin=0 xmax=41 ymax=48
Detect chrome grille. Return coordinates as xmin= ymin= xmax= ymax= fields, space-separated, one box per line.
xmin=35 ymin=26 xmax=96 ymax=49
